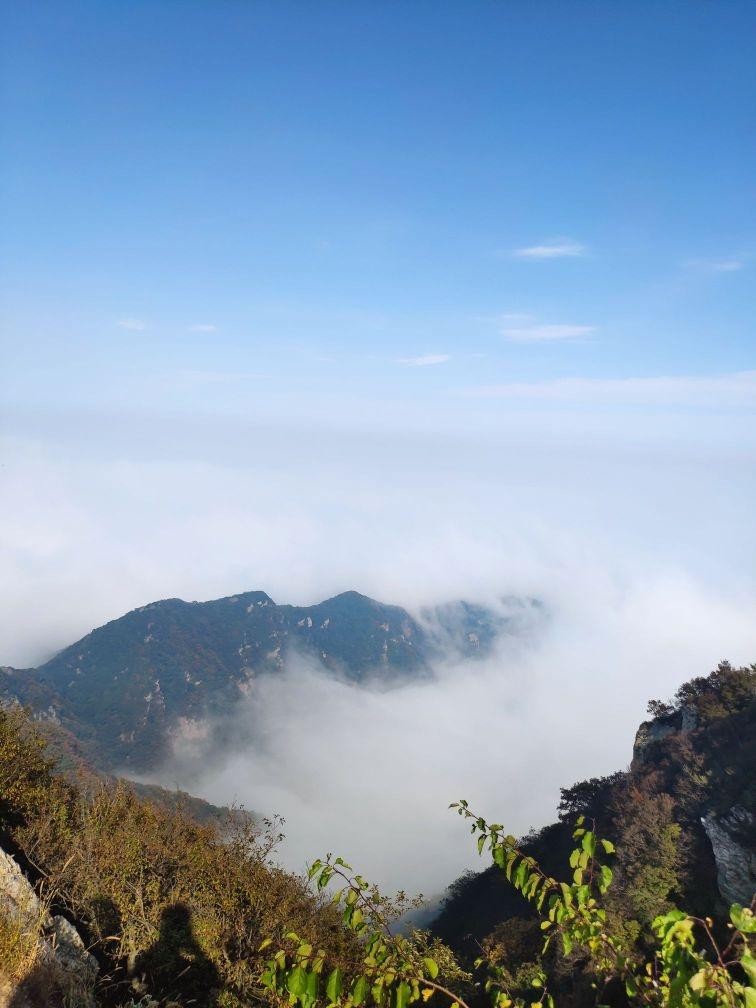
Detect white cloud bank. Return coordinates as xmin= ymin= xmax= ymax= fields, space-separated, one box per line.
xmin=1 ymin=398 xmax=754 ymax=896
xmin=168 ymin=565 xmax=756 ymax=895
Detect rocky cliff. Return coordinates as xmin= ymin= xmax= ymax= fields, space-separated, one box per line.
xmin=702 ymin=805 xmax=756 ymax=907
xmin=433 ymin=661 xmax=755 ymax=962
xmin=0 ymin=846 xmax=97 ymax=1008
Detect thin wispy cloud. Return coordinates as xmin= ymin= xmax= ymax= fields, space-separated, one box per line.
xmin=513 ymin=240 xmax=586 ymax=260
xmin=177 ymin=369 xmax=267 ymax=385
xmin=189 ymin=323 xmax=218 ymax=332
xmin=685 ymin=259 xmax=744 ymax=273
xmin=463 ymin=370 xmax=756 ymax=408
xmin=496 ymin=312 xmax=534 ymax=324
xmin=117 ymin=318 xmax=147 ymax=331
xmin=397 ymin=354 xmax=451 ymax=366
xmin=502 ymin=323 xmax=595 ymax=343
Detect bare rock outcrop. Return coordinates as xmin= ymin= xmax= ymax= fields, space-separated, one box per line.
xmin=701 ymin=806 xmax=756 ymax=908
xmin=0 ymin=846 xmax=97 ymax=1008
xmin=631 ymin=703 xmax=698 ymax=765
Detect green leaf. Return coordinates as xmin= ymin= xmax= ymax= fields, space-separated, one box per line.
xmin=600 ymin=838 xmax=615 ymax=854
xmin=477 ymin=834 xmax=486 ymax=856
xmin=688 ymin=970 xmax=707 ymax=992
xmin=353 ymin=976 xmax=370 ymax=1006
xmin=288 ymin=967 xmax=308 ymax=997
xmin=261 ymin=968 xmax=276 ymax=988
xmin=740 ymin=952 xmax=756 ymax=986
xmin=307 ymin=970 xmax=319 ymax=1000
xmin=514 ymin=861 xmax=528 ymax=889
xmin=326 ymin=968 xmax=343 ymax=1003
xmin=423 ymin=958 xmax=439 ymax=980
xmin=395 ymin=982 xmax=411 ymax=1008
xmin=731 ymin=903 xmax=756 ymax=934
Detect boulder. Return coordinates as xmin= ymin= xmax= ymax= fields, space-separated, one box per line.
xmin=0 ymin=846 xmax=97 ymax=1008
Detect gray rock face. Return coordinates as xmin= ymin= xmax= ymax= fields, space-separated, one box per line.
xmin=631 ymin=704 xmax=698 ymax=764
xmin=701 ymin=805 xmax=756 ymax=907
xmin=632 ymin=717 xmax=677 ymax=761
xmin=0 ymin=846 xmax=97 ymax=1008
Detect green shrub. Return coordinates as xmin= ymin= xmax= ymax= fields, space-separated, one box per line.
xmin=262 ymin=804 xmax=755 ymax=1008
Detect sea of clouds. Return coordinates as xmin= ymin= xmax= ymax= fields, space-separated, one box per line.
xmin=1 ymin=404 xmax=755 ymax=896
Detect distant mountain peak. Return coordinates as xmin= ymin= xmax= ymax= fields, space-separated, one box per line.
xmin=0 ymin=588 xmax=540 ymax=773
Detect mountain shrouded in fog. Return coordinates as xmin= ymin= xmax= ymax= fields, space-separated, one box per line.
xmin=0 ymin=589 xmax=537 ymax=772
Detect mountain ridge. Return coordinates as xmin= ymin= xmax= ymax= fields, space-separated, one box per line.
xmin=0 ymin=587 xmax=538 ymax=773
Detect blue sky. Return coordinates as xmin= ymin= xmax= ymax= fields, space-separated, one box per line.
xmin=1 ymin=0 xmax=755 ymax=431
xmin=1 ymin=1 xmax=756 ymax=670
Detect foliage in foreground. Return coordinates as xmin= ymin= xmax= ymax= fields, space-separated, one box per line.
xmin=2 ymin=661 xmax=754 ymax=1008
xmin=262 ymin=805 xmax=756 ymax=1008
xmin=0 ymin=704 xmax=355 ymax=1007
xmin=432 ymin=662 xmax=756 ymax=969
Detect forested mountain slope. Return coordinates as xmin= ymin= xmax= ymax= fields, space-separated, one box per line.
xmin=0 ymin=590 xmax=533 ymax=772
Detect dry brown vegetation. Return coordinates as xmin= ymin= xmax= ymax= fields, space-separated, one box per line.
xmin=0 ymin=705 xmax=355 ymax=1007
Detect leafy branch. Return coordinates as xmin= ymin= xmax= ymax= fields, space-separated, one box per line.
xmin=259 ymin=802 xmax=756 ymax=1008
xmin=260 ymin=854 xmax=470 ymax=1008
